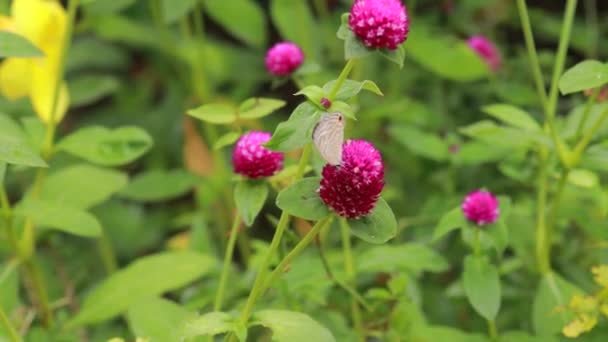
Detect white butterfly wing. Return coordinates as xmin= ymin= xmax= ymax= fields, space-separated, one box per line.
xmin=313 ymin=113 xmax=345 ymax=165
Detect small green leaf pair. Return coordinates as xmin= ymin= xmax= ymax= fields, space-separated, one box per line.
xmin=276 ymin=177 xmax=397 ymax=244
xmin=187 ymin=97 xmax=286 ymax=124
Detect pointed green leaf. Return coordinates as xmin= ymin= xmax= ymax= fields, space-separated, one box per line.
xmin=559 ymin=60 xmax=608 ymax=95
xmin=239 ymin=98 xmax=285 ymax=119
xmin=482 ymin=104 xmax=541 ymax=131
xmin=213 ymin=131 xmax=240 ymax=150
xmin=432 ymin=207 xmax=467 ymax=241
xmin=0 ymin=31 xmax=43 ymax=57
xmin=57 ymin=126 xmax=153 ymax=166
xmin=14 ymin=199 xmax=102 ymax=237
xmin=348 ymin=198 xmax=397 ymax=244
xmin=204 ymin=0 xmax=266 ymax=48
xmin=235 ymin=180 xmax=268 ymax=226
xmin=533 ymin=272 xmax=582 ymax=335
xmin=0 ymin=113 xmax=46 ymax=167
xmin=66 ymin=251 xmax=215 ymax=327
xmin=322 ymin=79 xmax=383 ymax=102
xmin=463 ymin=254 xmax=501 ymax=321
xmin=180 ymin=312 xmax=236 ymax=339
xmin=251 ymin=310 xmax=335 ymax=342
xmin=128 ymin=297 xmax=196 ymax=342
xmin=118 ymin=169 xmax=198 ymax=202
xmin=161 ymin=0 xmax=198 ymax=24
xmin=264 ymin=102 xmax=319 ymax=152
xmin=187 ymin=103 xmax=236 ymax=124
xmin=276 ymin=177 xmax=329 ymax=221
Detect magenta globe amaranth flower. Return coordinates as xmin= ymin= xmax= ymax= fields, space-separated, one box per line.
xmin=461 ymin=190 xmax=499 ymax=226
xmin=348 ymin=0 xmax=409 ymax=50
xmin=467 ymin=36 xmax=501 ymax=72
xmin=319 ymin=140 xmax=385 ymax=219
xmin=264 ymin=42 xmax=304 ymax=76
xmin=232 ymin=131 xmax=284 ymax=178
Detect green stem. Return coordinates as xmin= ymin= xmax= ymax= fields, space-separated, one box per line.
xmin=487 ymin=319 xmax=498 ymax=341
xmin=0 ymin=303 xmax=21 ymax=342
xmin=214 ymin=212 xmax=241 ymax=311
xmin=340 ymin=219 xmax=364 ymax=341
xmin=97 ymin=231 xmax=117 ymax=275
xmin=575 ymin=87 xmax=601 ymax=140
xmin=546 ymin=0 xmax=578 ymax=121
xmin=536 ymin=148 xmax=550 ymax=274
xmin=515 ymin=0 xmax=548 ymax=110
xmin=43 ymin=0 xmax=79 ymax=157
xmin=22 ymin=259 xmax=52 ymax=327
xmin=541 ymin=169 xmax=570 ymax=273
xmin=473 ymin=228 xmax=481 ymax=257
xmin=328 ymin=59 xmax=356 ymax=101
xmin=262 ymin=216 xmax=334 ymax=291
xmin=584 ymin=0 xmax=598 ymax=58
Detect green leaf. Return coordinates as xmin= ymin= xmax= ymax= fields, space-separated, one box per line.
xmin=0 ymin=162 xmax=5 ymax=184
xmin=66 ymin=251 xmax=215 ymax=327
xmin=235 ymin=180 xmax=268 ymax=226
xmin=276 ymin=177 xmax=329 ymax=221
xmin=40 ymin=164 xmax=127 ymax=209
xmin=379 ymin=45 xmax=406 ymax=68
xmin=187 ymin=103 xmax=236 ymax=125
xmin=532 ymin=272 xmax=582 ymax=336
xmin=452 ymin=142 xmax=511 ymax=165
xmin=487 ymin=196 xmax=511 ymax=255
xmin=344 ymin=33 xmax=373 ymax=60
xmin=251 ymin=310 xmax=335 ymax=342
xmin=264 ymin=102 xmax=319 ymax=152
xmin=482 ymin=104 xmax=541 ymax=131
xmin=406 ymin=26 xmax=489 ymax=81
xmin=127 ymin=297 xmax=196 ymax=342
xmin=180 ymin=312 xmax=236 ymax=339
xmin=57 ymin=126 xmax=153 ymax=166
xmin=270 ymin=0 xmax=318 ymax=59
xmin=295 ymin=85 xmax=326 ymax=108
xmin=68 ymin=75 xmax=120 ymax=107
xmin=358 ymin=243 xmax=449 ymax=274
xmin=388 ymin=125 xmax=448 ymax=161
xmin=161 ymin=0 xmax=198 ymax=24
xmin=0 ymin=31 xmax=43 ymax=57
xmin=460 ymin=120 xmax=550 ymax=149
xmin=14 ymin=199 xmax=102 ymax=237
xmin=239 ymin=98 xmax=285 ymax=119
xmin=462 ymin=254 xmax=501 ymax=321
xmin=118 ymin=169 xmax=198 ymax=202
xmin=432 ymin=207 xmax=467 ymax=241
xmin=411 ymin=326 xmax=488 ymax=342
xmin=0 ymin=113 xmax=46 ymax=167
xmin=321 ymin=79 xmax=383 ymax=102
xmin=213 ymin=132 xmax=240 ymax=150
xmin=91 ymin=16 xmax=161 ymax=49
xmin=329 ymin=101 xmax=356 ymax=120
xmin=348 ymin=198 xmax=397 ymax=244
xmin=204 ymin=0 xmax=266 ymax=48
xmin=559 ymin=60 xmax=608 ymax=95
xmin=83 ymin=0 xmax=136 ymax=15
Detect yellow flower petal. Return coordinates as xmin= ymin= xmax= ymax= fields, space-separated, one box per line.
xmin=562 ymin=314 xmax=597 ymax=338
xmin=31 ymin=63 xmax=69 ymax=123
xmin=569 ymin=294 xmax=597 ymax=312
xmin=11 ymin=0 xmax=66 ymax=50
xmin=0 ymin=58 xmax=32 ymax=99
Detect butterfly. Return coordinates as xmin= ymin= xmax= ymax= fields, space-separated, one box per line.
xmin=312 ymin=112 xmax=345 ymax=165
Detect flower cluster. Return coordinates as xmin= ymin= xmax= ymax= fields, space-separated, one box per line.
xmin=467 ymin=35 xmax=502 ymax=72
xmin=461 ymin=190 xmax=499 ymax=226
xmin=265 ymin=41 xmax=304 ymax=76
xmin=319 ymin=140 xmax=385 ymax=219
xmin=348 ymin=0 xmax=409 ymax=50
xmin=232 ymin=131 xmax=284 ymax=179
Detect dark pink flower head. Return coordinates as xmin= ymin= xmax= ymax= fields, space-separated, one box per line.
xmin=349 ymin=0 xmax=409 ymax=50
xmin=467 ymin=35 xmax=501 ymax=72
xmin=319 ymin=140 xmax=384 ymax=219
xmin=264 ymin=41 xmax=304 ymax=76
xmin=232 ymin=131 xmax=284 ymax=178
xmin=461 ymin=190 xmax=499 ymax=226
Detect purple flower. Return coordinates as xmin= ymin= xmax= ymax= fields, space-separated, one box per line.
xmin=348 ymin=0 xmax=410 ymax=50
xmin=319 ymin=140 xmax=385 ymax=219
xmin=467 ymin=36 xmax=501 ymax=72
xmin=264 ymin=42 xmax=304 ymax=76
xmin=461 ymin=190 xmax=500 ymax=226
xmin=232 ymin=131 xmax=284 ymax=178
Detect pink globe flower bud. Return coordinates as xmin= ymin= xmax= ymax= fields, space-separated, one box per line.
xmin=348 ymin=0 xmax=410 ymax=50
xmin=461 ymin=190 xmax=500 ymax=226
xmin=319 ymin=140 xmax=385 ymax=219
xmin=232 ymin=131 xmax=284 ymax=178
xmin=467 ymin=36 xmax=501 ymax=72
xmin=264 ymin=41 xmax=305 ymax=76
